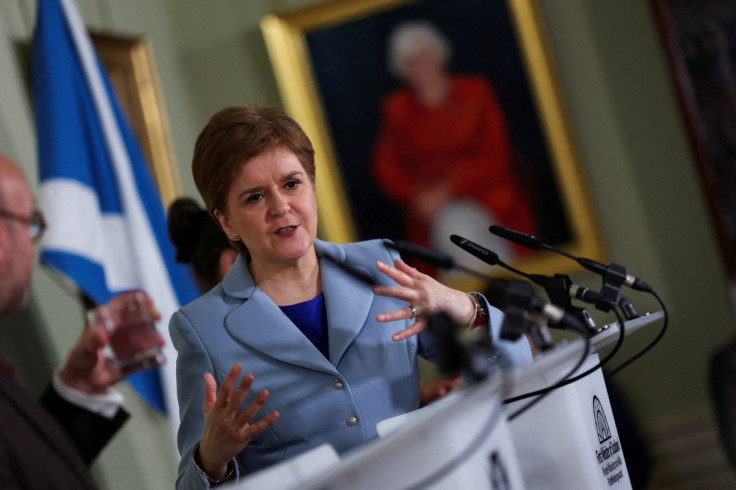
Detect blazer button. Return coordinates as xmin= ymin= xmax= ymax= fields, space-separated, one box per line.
xmin=333 ymin=379 xmax=344 ymax=390
xmin=346 ymin=416 xmax=358 ymax=427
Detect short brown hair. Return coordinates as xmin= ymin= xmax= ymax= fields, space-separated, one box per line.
xmin=191 ymin=106 xmax=316 ymax=255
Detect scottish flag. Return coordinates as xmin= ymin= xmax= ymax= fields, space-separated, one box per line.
xmin=32 ymin=0 xmax=199 ymax=432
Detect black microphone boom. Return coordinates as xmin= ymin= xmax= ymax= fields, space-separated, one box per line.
xmin=392 ymin=240 xmax=455 ymax=270
xmin=450 ymin=234 xmax=611 ymax=312
xmin=487 ymin=226 xmax=544 ymax=251
xmin=488 ymin=225 xmax=652 ymax=293
xmin=386 ymin=239 xmax=510 ymax=297
xmin=386 ymin=239 xmax=587 ymax=335
xmin=448 ymin=234 xmax=500 ymax=265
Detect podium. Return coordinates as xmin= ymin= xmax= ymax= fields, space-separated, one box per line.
xmin=230 ymin=444 xmax=340 ymax=489
xmin=296 ymin=374 xmax=525 ymax=490
xmin=504 ymin=311 xmax=664 ymax=490
xmin=229 ymin=311 xmax=663 ymax=490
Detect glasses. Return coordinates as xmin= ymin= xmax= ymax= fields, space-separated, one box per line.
xmin=0 ymin=209 xmax=47 ymax=243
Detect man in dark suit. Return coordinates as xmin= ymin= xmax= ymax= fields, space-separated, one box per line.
xmin=0 ymin=153 xmax=152 ymax=488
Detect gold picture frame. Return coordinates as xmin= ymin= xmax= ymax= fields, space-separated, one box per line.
xmin=91 ymin=32 xmax=181 ymax=206
xmin=261 ymin=0 xmax=605 ymax=289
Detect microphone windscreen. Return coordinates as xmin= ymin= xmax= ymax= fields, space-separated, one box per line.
xmin=449 ymin=234 xmax=500 ymax=265
xmin=489 ymin=225 xmax=543 ymax=250
xmin=388 ymin=240 xmax=455 ymax=270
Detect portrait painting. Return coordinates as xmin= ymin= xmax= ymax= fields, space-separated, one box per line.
xmin=262 ymin=0 xmax=605 ymax=288
xmin=651 ymin=0 xmax=736 ymax=281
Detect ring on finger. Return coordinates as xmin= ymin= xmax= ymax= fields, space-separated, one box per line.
xmin=409 ymin=305 xmax=417 ymax=322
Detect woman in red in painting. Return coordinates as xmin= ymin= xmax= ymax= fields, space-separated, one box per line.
xmin=372 ymin=21 xmax=536 ymax=267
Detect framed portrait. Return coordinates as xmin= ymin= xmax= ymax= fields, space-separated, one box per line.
xmin=650 ymin=0 xmax=736 ymax=281
xmin=91 ymin=32 xmax=181 ymax=206
xmin=262 ymin=0 xmax=605 ymax=290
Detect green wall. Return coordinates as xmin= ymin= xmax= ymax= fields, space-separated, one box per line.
xmin=538 ymin=0 xmax=734 ymax=425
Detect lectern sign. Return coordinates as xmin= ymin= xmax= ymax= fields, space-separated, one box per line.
xmin=507 ymin=354 xmax=633 ymax=489
xmin=593 ymin=395 xmax=625 ymax=486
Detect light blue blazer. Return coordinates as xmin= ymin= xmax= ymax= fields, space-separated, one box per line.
xmin=170 ymin=239 xmax=531 ymax=489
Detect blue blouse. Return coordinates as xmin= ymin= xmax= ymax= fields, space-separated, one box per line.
xmin=279 ymin=293 xmax=330 ymax=359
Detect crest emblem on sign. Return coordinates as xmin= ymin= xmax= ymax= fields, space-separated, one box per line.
xmin=593 ymin=395 xmax=611 ymax=443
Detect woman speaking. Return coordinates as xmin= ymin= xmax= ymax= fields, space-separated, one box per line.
xmin=170 ymin=106 xmax=531 ymax=489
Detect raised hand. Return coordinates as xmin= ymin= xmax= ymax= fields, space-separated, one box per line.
xmin=198 ymin=363 xmax=279 ymax=479
xmin=373 ymin=258 xmax=475 ymax=341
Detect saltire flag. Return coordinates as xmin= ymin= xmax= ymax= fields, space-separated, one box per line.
xmin=31 ymin=0 xmax=199 ymax=437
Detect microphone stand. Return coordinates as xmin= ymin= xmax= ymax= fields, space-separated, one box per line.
xmin=488 ymin=225 xmax=669 ymax=376
xmin=387 ymin=239 xmax=595 ymax=410
xmin=489 ymin=225 xmax=647 ymax=320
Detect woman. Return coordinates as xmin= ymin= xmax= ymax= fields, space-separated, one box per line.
xmin=170 ymin=106 xmax=532 ymax=488
xmin=169 ymin=197 xmax=464 ymax=407
xmin=372 ymin=21 xmax=537 ymax=269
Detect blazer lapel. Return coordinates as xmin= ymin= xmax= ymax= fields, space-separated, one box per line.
xmin=316 ymin=241 xmax=375 ymax=364
xmin=222 ymin=255 xmax=337 ymax=374
xmin=220 ymin=243 xmax=375 ymax=371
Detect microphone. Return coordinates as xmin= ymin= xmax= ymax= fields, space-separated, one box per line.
xmin=448 ymin=234 xmax=502 ymax=266
xmin=392 ymin=240 xmax=455 ymax=270
xmin=489 ymin=225 xmax=653 ymax=293
xmin=484 ymin=229 xmax=669 ymax=378
xmin=450 ymin=234 xmax=610 ymax=312
xmin=387 ymin=240 xmax=510 ymax=297
xmin=386 ymin=239 xmax=588 ymax=335
xmin=487 ymin=226 xmax=544 ymax=251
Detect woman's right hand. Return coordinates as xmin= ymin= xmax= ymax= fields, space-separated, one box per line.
xmin=198 ymin=362 xmax=280 ymax=479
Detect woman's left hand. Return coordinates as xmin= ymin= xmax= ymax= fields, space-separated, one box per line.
xmin=373 ymin=258 xmax=476 ymax=341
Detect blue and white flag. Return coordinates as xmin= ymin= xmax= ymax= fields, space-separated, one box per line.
xmin=32 ymin=0 xmax=199 ymax=435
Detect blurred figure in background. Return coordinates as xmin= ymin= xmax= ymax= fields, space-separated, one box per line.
xmin=372 ymin=21 xmax=537 ymax=272
xmin=168 ymin=197 xmax=238 ymax=293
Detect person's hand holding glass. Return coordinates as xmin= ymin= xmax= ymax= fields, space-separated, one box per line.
xmin=59 ymin=290 xmax=164 ymax=394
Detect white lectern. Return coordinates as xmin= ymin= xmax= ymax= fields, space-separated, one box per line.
xmin=229 ymin=443 xmax=340 ymax=490
xmin=225 ymin=311 xmax=663 ymax=490
xmin=298 ymin=374 xmax=525 ymax=490
xmin=505 ymin=311 xmax=664 ymax=490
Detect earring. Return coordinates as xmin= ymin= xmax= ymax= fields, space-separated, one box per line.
xmin=231 ymin=233 xmax=239 ymax=241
